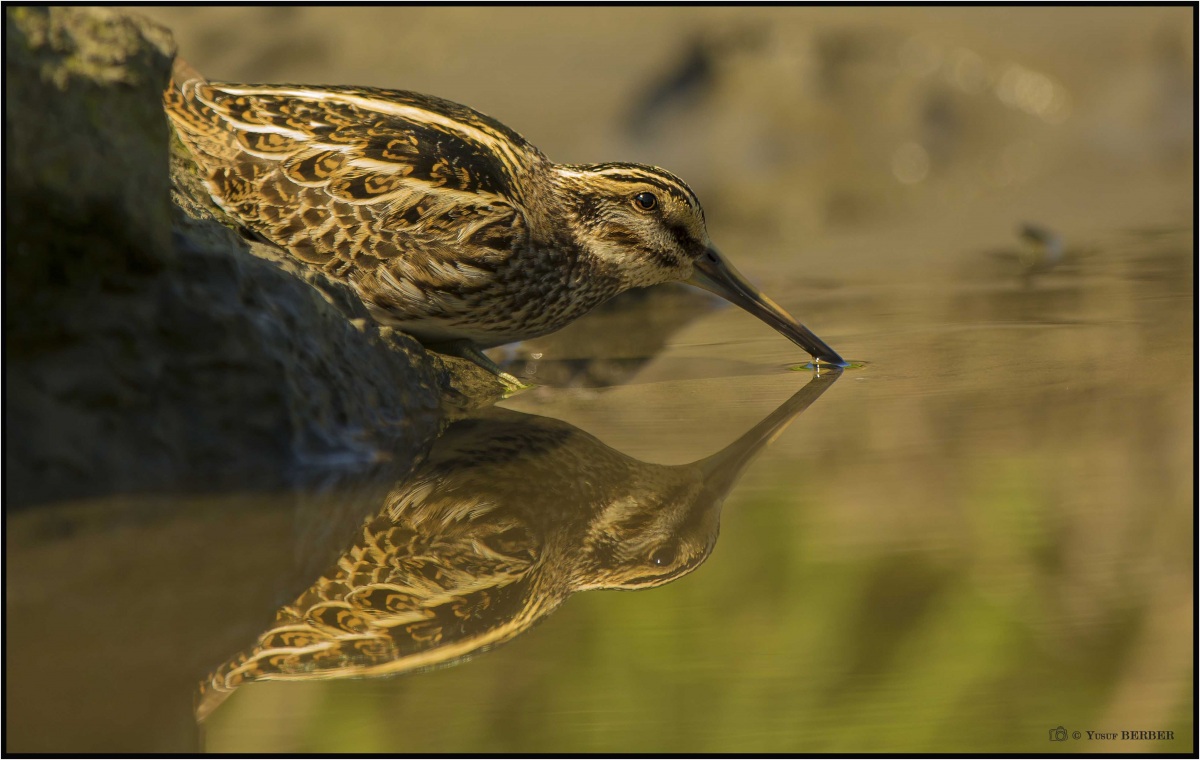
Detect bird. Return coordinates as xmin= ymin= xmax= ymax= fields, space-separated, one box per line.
xmin=194 ymin=369 xmax=839 ymax=720
xmin=164 ymin=59 xmax=845 ymax=386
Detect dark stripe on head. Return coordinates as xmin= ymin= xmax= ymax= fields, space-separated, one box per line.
xmin=667 ymin=223 xmax=699 ymax=254
xmin=578 ymin=162 xmax=703 ymax=214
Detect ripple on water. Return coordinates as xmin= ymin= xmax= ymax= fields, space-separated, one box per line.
xmin=789 ymin=360 xmax=870 ymax=372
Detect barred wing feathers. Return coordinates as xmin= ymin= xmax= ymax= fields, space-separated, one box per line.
xmin=165 ymin=65 xmax=542 ymax=317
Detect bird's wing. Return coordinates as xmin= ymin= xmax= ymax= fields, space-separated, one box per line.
xmin=165 ymin=70 xmax=541 ymax=304
xmin=195 ymin=478 xmax=552 ymax=721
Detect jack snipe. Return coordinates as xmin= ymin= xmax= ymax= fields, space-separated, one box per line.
xmin=165 ymin=59 xmax=845 ymax=381
xmin=196 ymin=370 xmax=840 ymax=720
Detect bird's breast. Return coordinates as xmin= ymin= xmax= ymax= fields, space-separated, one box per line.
xmin=363 ymin=243 xmax=622 ymax=347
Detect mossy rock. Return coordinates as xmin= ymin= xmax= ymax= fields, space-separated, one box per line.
xmin=5 ymin=7 xmax=502 ymax=509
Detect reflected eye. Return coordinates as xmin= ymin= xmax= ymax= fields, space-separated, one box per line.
xmin=632 ymin=192 xmax=658 ymax=212
xmin=649 ymin=546 xmax=676 ymax=566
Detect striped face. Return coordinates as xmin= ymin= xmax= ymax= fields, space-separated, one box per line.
xmin=555 ymin=163 xmax=710 ymax=288
xmin=573 ymin=479 xmax=722 ymax=592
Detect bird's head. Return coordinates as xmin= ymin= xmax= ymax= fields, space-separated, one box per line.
xmin=554 ymin=162 xmax=845 ymax=365
xmin=555 ymin=162 xmax=710 ymax=287
xmin=571 ymin=474 xmax=723 ymax=592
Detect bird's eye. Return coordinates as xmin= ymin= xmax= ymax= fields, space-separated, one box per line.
xmin=632 ymin=192 xmax=658 ymax=212
xmin=649 ymin=546 xmax=676 ymax=567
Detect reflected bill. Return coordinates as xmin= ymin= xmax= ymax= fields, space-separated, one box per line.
xmin=197 ymin=370 xmax=840 ymax=721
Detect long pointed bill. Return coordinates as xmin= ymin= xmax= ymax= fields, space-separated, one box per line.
xmin=687 ymin=247 xmax=846 ymax=366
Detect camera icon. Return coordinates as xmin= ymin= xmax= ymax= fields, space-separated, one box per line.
xmin=1049 ymin=726 xmax=1068 ymax=742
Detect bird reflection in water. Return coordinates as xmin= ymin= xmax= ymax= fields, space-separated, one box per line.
xmin=197 ymin=369 xmax=840 ymax=720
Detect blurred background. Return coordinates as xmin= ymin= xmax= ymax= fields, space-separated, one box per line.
xmin=7 ymin=5 xmax=1193 ymax=753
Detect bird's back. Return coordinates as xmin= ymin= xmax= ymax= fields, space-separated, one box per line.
xmin=165 ymin=60 xmax=569 ymax=344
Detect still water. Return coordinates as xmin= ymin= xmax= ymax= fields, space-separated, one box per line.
xmin=6 ymin=219 xmax=1192 ymax=752
xmin=7 ymin=5 xmax=1195 ymax=754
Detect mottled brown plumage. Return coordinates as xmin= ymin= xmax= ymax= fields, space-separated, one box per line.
xmin=165 ymin=59 xmax=845 ymax=377
xmin=195 ymin=370 xmax=839 ymax=720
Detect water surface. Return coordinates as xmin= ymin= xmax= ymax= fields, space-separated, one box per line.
xmin=7 ymin=5 xmax=1194 ymax=754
